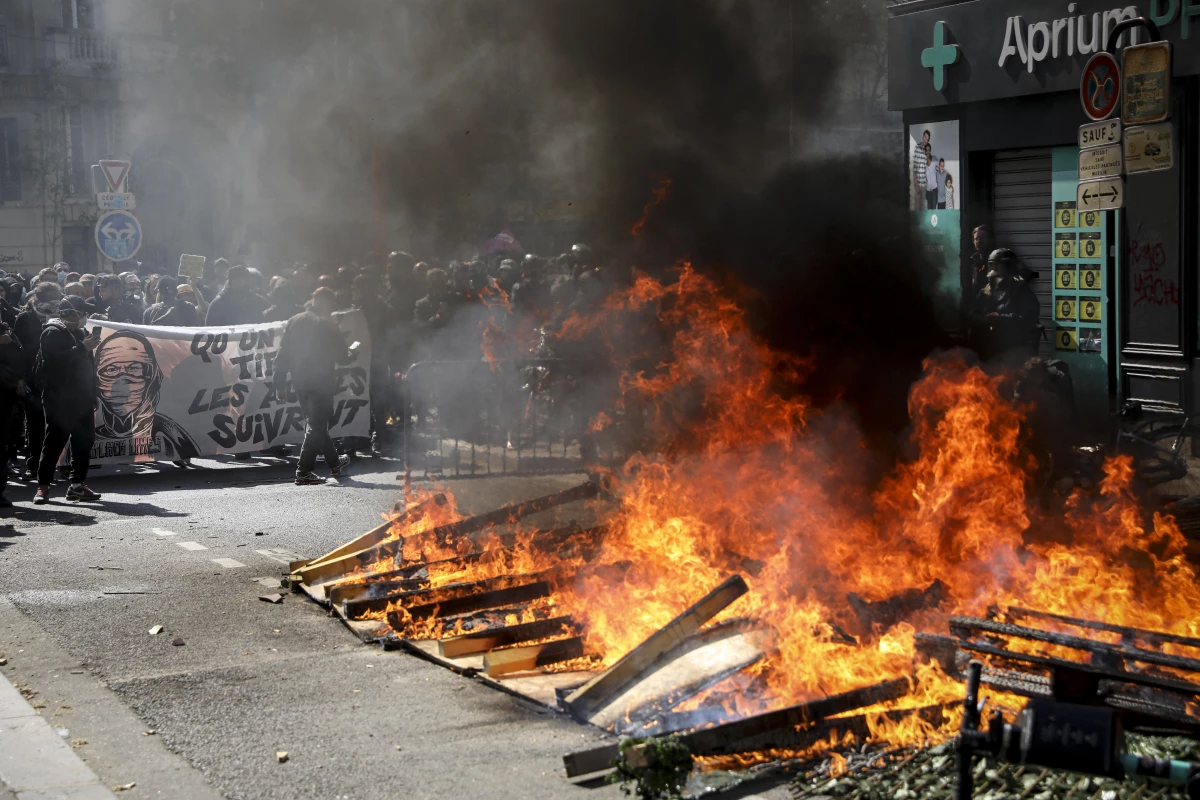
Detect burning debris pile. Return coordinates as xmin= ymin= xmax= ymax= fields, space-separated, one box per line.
xmin=288 ymin=266 xmax=1200 ymax=786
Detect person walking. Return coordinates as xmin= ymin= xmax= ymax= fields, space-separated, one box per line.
xmin=142 ymin=277 xmax=199 ymax=326
xmin=273 ymin=287 xmax=351 ymax=485
xmin=205 ymin=265 xmax=267 ymax=326
xmin=33 ymin=296 xmax=101 ymax=504
xmin=16 ymin=282 xmax=62 ymax=482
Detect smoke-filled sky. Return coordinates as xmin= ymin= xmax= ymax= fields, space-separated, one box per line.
xmin=108 ymin=0 xmax=943 ymax=449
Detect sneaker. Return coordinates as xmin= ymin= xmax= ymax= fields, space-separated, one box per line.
xmin=295 ymin=472 xmax=327 ymax=485
xmin=330 ymin=455 xmax=351 ymax=477
xmin=65 ymin=484 xmax=102 ymax=502
xmin=234 ymin=452 xmax=252 ymax=461
xmin=33 ymin=486 xmax=49 ymax=505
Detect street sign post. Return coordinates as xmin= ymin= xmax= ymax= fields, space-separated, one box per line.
xmin=1077 ymin=177 xmax=1125 ymax=211
xmin=1081 ymin=51 xmax=1121 ymax=121
xmin=1122 ymin=42 xmax=1171 ymax=124
xmin=1079 ymin=119 xmax=1122 ymax=149
xmin=1078 ymin=143 xmax=1124 ymax=180
xmin=96 ymin=192 xmax=136 ymax=210
xmin=98 ymin=160 xmax=131 ymax=194
xmin=94 ymin=210 xmax=142 ymax=262
xmin=1125 ymin=121 xmax=1174 ymax=173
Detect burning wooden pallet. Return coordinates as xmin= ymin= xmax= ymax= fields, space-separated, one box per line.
xmin=916 ymin=607 xmax=1200 ymax=736
xmin=288 ymin=480 xmax=771 ymax=724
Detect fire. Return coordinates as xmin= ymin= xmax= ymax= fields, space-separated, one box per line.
xmin=630 ymin=174 xmax=672 ymax=238
xmin=371 ymin=264 xmax=1200 ymax=754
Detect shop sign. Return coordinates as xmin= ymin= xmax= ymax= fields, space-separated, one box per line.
xmin=1124 ymin=121 xmax=1174 ymax=173
xmin=1081 ymin=268 xmax=1103 ymax=290
xmin=1055 ymin=267 xmax=1077 ymax=289
xmin=1056 ymin=328 xmax=1079 ymax=351
xmin=1078 ymin=177 xmax=1124 ymax=211
xmin=1079 ymin=118 xmax=1122 ymax=149
xmin=1056 ymin=298 xmax=1078 ymax=321
xmin=1080 ymin=297 xmax=1103 ymax=322
xmin=1122 ymin=42 xmax=1171 ymax=124
xmin=1078 ymin=143 xmax=1124 ymax=180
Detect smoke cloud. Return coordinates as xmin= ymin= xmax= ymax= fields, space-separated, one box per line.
xmin=108 ymin=0 xmax=948 ymax=450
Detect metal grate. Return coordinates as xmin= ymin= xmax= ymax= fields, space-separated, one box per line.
xmin=992 ymin=149 xmax=1054 ymax=356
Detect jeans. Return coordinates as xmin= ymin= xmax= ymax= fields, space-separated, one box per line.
xmin=38 ymin=410 xmax=93 ymax=486
xmin=926 ymin=189 xmax=939 ymax=210
xmin=297 ymin=390 xmax=338 ymax=474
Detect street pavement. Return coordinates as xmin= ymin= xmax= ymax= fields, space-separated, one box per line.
xmin=0 ymin=457 xmax=625 ymax=800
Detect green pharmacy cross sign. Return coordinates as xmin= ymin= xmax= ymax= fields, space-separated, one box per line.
xmin=921 ymin=21 xmax=961 ymax=92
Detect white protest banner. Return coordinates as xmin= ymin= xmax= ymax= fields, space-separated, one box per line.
xmin=87 ymin=311 xmax=371 ymax=464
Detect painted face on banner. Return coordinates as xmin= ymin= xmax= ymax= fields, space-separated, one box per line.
xmin=97 ymin=337 xmax=157 ymax=417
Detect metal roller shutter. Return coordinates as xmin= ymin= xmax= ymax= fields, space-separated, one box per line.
xmin=992 ymin=149 xmax=1054 ymax=357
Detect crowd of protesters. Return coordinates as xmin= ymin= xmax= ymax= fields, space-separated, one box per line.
xmin=0 ymin=243 xmax=619 ymax=501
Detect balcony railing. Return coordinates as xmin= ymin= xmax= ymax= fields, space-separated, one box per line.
xmin=68 ymin=30 xmax=119 ymax=64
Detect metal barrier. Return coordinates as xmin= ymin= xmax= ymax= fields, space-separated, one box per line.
xmin=400 ymin=359 xmax=628 ymax=478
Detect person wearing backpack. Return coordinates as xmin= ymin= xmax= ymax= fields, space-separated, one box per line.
xmin=33 ymin=296 xmax=101 ymax=504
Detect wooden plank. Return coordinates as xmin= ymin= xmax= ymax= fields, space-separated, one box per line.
xmin=1006 ymin=606 xmax=1200 ymax=651
xmin=916 ymin=633 xmax=1200 ymax=698
xmin=299 ymin=540 xmax=404 ymax=586
xmin=483 ymin=637 xmax=586 ymax=677
xmin=563 ymin=575 xmax=749 ymax=720
xmin=327 ymin=576 xmax=430 ymax=608
xmin=343 ymin=568 xmax=566 ymax=620
xmin=439 ymin=616 xmax=578 ymax=658
xmin=403 ymin=580 xmax=555 ymax=622
xmin=562 ymin=689 xmax=929 ymax=778
xmin=950 ymin=616 xmax=1200 ymax=675
xmin=294 ymin=494 xmax=447 ymax=575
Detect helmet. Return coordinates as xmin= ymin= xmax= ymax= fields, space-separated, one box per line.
xmin=987 ymin=248 xmax=1019 ymax=272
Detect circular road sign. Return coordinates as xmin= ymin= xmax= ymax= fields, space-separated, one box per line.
xmin=1081 ymin=51 xmax=1121 ymax=121
xmin=94 ymin=210 xmax=143 ymax=262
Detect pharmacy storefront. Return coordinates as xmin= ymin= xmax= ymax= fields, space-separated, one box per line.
xmin=889 ymin=0 xmax=1198 ymax=424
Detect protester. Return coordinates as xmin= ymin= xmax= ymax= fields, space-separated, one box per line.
xmin=63 ymin=281 xmax=88 ymax=299
xmin=86 ymin=274 xmax=122 ymax=319
xmin=143 ymin=277 xmax=199 ymax=326
xmin=176 ymin=282 xmax=207 ymax=319
xmin=79 ymin=274 xmax=96 ymax=298
xmin=970 ymin=248 xmax=1040 ymax=360
xmin=33 ymin=296 xmax=101 ymax=504
xmin=263 ymin=279 xmax=302 ymax=322
xmin=106 ymin=273 xmax=146 ymax=325
xmin=273 ymin=287 xmax=351 ymax=485
xmin=16 ymin=282 xmax=61 ymax=481
xmin=351 ymin=274 xmax=396 ymax=455
xmin=205 ymin=265 xmax=267 ymax=326
xmin=0 ymin=315 xmax=25 ymax=507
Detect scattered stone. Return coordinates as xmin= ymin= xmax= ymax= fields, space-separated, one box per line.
xmin=148 ymin=625 xmax=163 ymax=635
xmin=171 ymin=637 xmax=185 ymax=646
xmin=259 ymin=594 xmax=284 ymax=604
xmin=142 ymin=730 xmax=156 ymax=736
xmin=71 ymin=738 xmax=87 ymax=748
xmin=254 ymin=531 xmax=265 ymax=536
xmin=56 ymin=728 xmax=69 ymax=738
xmin=276 ymin=751 xmax=289 ymax=763
xmin=395 ymin=745 xmax=403 ymax=751
xmin=113 ymin=783 xmax=136 ymax=792
xmin=0 ymin=657 xmax=7 ymax=666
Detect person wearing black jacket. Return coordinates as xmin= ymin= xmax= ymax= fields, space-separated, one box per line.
xmin=105 ymin=273 xmax=145 ymax=325
xmin=351 ymin=274 xmax=395 ymax=455
xmin=205 ymin=265 xmax=267 ymax=327
xmin=33 ymin=296 xmax=101 ymax=504
xmin=274 ymin=287 xmax=351 ymax=485
xmin=16 ymin=282 xmax=61 ymax=481
xmin=85 ymin=273 xmax=122 ymax=319
xmin=0 ymin=317 xmax=26 ymax=507
xmin=262 ymin=279 xmax=302 ymax=323
xmin=142 ymin=277 xmax=199 ymax=326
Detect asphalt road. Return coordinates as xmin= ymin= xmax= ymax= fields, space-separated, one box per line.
xmin=0 ymin=457 xmax=626 ymax=800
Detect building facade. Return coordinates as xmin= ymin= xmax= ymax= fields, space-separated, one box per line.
xmin=0 ymin=0 xmax=251 ymax=276
xmin=889 ymin=0 xmax=1199 ymax=423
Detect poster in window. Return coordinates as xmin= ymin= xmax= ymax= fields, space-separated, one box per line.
xmin=0 ymin=119 xmax=19 ymax=203
xmin=908 ymin=122 xmax=960 ymax=212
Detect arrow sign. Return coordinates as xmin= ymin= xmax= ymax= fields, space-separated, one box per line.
xmin=98 ymin=160 xmax=131 ymax=193
xmin=1077 ymin=177 xmax=1124 ymax=211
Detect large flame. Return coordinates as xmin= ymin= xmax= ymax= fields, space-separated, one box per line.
xmin=387 ymin=264 xmax=1200 ymax=751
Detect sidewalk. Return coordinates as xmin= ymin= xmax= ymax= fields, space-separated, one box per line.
xmin=0 ymin=670 xmax=117 ymax=799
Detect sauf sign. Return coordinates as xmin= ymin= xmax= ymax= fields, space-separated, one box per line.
xmin=890 ymin=1 xmax=1200 ymax=110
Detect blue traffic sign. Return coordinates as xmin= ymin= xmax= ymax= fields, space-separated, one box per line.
xmin=94 ymin=210 xmax=142 ymax=262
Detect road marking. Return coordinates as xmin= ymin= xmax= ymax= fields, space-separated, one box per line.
xmin=212 ymin=558 xmax=246 ymax=569
xmin=152 ymin=528 xmax=177 ymax=536
xmin=255 ymin=549 xmax=300 ymax=565
xmin=177 ymin=541 xmax=207 ymax=551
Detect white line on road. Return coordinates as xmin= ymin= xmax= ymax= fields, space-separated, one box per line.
xmin=177 ymin=541 xmax=207 ymax=551
xmin=254 ymin=549 xmax=300 ymax=565
xmin=212 ymin=558 xmax=246 ymax=569
xmin=152 ymin=528 xmax=177 ymax=536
